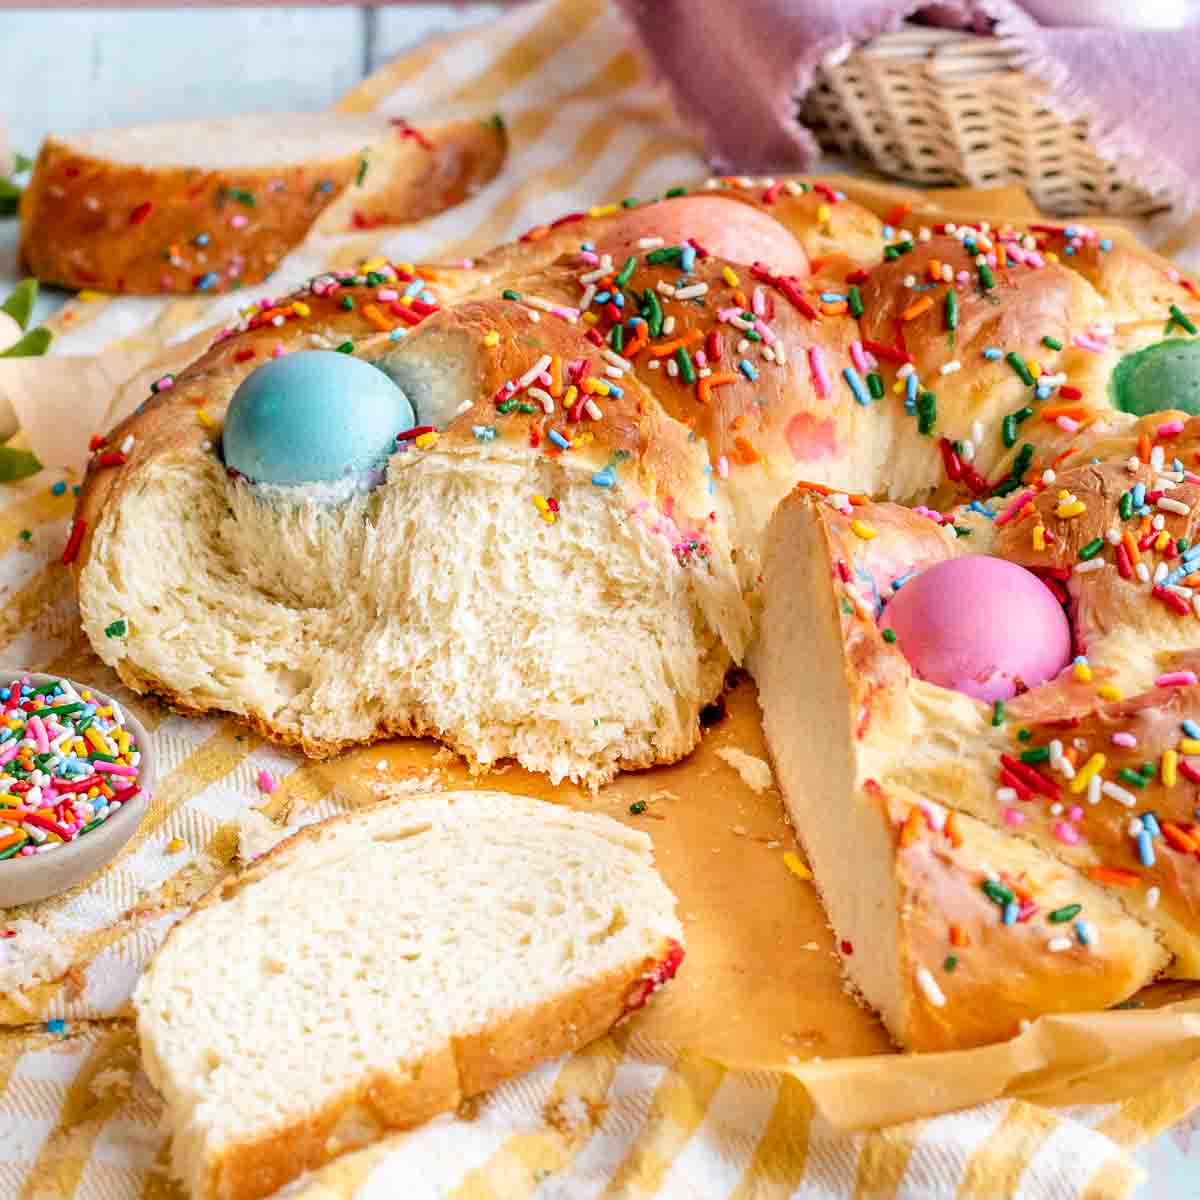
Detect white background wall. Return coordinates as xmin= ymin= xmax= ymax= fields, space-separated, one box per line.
xmin=0 ymin=5 xmax=505 ymax=158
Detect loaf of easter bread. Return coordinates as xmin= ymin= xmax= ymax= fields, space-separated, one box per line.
xmin=76 ymin=174 xmax=1200 ymax=1049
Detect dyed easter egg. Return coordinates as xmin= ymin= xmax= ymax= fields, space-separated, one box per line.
xmin=223 ymin=351 xmax=415 ymax=487
xmin=1111 ymin=339 xmax=1200 ymax=418
xmin=880 ymin=556 xmax=1071 ymax=702
xmin=595 ymin=197 xmax=810 ymax=277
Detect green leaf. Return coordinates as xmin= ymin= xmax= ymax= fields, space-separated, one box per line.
xmin=0 ymin=447 xmax=42 ymax=482
xmin=0 ymin=178 xmax=20 ymax=218
xmin=0 ymin=327 xmax=51 ymax=358
xmin=1 ymin=279 xmax=38 ymax=330
xmin=12 ymin=153 xmax=32 ymax=175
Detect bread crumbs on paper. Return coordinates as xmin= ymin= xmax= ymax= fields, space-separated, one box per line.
xmin=234 ymin=809 xmax=308 ymax=864
xmin=369 ymin=770 xmax=446 ymax=799
xmin=714 ymin=746 xmax=776 ymax=793
xmin=0 ymin=918 xmax=71 ymax=1005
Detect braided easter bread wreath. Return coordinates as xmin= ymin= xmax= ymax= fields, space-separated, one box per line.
xmin=71 ymin=177 xmax=1200 ymax=1048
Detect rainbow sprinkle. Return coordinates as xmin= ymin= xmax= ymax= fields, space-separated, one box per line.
xmin=0 ymin=676 xmax=144 ymax=861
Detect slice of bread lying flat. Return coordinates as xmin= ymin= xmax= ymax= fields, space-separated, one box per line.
xmin=133 ymin=791 xmax=683 ymax=1200
xmin=19 ymin=113 xmax=506 ymax=294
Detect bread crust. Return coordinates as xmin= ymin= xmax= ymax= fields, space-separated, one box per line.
xmin=192 ymin=953 xmax=674 ymax=1200
xmin=19 ymin=117 xmax=506 ymax=294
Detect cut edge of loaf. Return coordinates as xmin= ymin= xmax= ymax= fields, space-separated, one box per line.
xmin=80 ymin=446 xmax=734 ymax=786
xmin=758 ymin=489 xmax=1168 ymax=1050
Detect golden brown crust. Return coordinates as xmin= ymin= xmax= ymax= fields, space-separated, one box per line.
xmin=860 ymin=237 xmax=1096 ymax=385
xmin=1033 ymin=228 xmax=1195 ymax=319
xmin=19 ymin=118 xmax=506 ymax=295
xmin=883 ymin=780 xmax=1164 ymax=1051
xmin=495 ymin=256 xmax=864 ymax=476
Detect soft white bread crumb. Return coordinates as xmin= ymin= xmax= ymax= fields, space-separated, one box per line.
xmin=134 ymin=791 xmax=682 ymax=1200
xmin=713 ymin=747 xmax=775 ymax=793
xmin=0 ymin=917 xmax=70 ymax=1005
xmin=55 ymin=114 xmax=397 ymax=171
xmin=81 ymin=445 xmax=729 ymax=785
xmin=234 ymin=809 xmax=294 ymax=865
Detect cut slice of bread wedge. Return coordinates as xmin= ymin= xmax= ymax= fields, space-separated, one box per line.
xmin=133 ymin=791 xmax=683 ymax=1200
xmin=756 ymin=490 xmax=1167 ymax=1051
xmin=19 ymin=113 xmax=506 ymax=294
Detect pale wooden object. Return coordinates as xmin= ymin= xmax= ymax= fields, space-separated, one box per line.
xmin=802 ymin=25 xmax=1171 ymax=217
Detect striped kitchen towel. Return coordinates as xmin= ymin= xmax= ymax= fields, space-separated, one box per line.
xmin=0 ymin=1 xmax=1197 ymax=1196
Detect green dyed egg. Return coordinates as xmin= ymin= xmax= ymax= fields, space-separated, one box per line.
xmin=1111 ymin=338 xmax=1200 ymax=417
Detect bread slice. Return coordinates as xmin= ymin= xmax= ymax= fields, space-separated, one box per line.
xmin=19 ymin=113 xmax=505 ymax=294
xmin=133 ymin=791 xmax=684 ymax=1200
xmin=756 ymin=490 xmax=1167 ymax=1050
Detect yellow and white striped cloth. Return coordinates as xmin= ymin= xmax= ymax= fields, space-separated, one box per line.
xmin=2 ymin=1 xmax=1199 ymax=1195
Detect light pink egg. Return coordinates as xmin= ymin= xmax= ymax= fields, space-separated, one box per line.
xmin=880 ymin=555 xmax=1071 ymax=702
xmin=595 ymin=197 xmax=809 ymax=277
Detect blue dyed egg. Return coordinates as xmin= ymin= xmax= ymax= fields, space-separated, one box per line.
xmin=223 ymin=351 xmax=415 ymax=487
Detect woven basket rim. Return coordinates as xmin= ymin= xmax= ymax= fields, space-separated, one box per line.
xmin=853 ymin=21 xmax=1025 ymax=74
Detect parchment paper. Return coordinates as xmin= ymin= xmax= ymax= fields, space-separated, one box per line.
xmin=312 ymin=673 xmax=1200 ymax=1133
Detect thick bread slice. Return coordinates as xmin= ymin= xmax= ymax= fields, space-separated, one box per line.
xmin=19 ymin=113 xmax=505 ymax=294
xmin=757 ymin=491 xmax=1167 ymax=1051
xmin=134 ymin=791 xmax=684 ymax=1200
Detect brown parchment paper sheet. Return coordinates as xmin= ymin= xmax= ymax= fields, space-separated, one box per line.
xmin=323 ymin=673 xmax=1200 ymax=1133
xmin=6 ymin=178 xmax=1200 ymax=1135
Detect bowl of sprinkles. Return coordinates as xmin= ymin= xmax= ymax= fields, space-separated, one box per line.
xmin=0 ymin=671 xmax=153 ymax=909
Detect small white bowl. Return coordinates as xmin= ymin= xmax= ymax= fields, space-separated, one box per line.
xmin=0 ymin=671 xmax=154 ymax=910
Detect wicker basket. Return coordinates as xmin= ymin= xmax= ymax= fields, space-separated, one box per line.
xmin=801 ymin=25 xmax=1171 ymax=217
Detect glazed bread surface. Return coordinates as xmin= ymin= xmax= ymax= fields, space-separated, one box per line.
xmin=19 ymin=113 xmax=506 ymax=294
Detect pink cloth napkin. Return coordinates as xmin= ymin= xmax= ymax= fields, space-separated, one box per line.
xmin=615 ymin=0 xmax=1200 ymax=209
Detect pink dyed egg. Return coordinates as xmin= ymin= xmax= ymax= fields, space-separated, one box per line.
xmin=880 ymin=555 xmax=1071 ymax=702
xmin=595 ymin=197 xmax=809 ymax=277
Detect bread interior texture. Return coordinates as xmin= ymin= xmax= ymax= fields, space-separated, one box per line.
xmin=81 ymin=445 xmax=730 ymax=784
